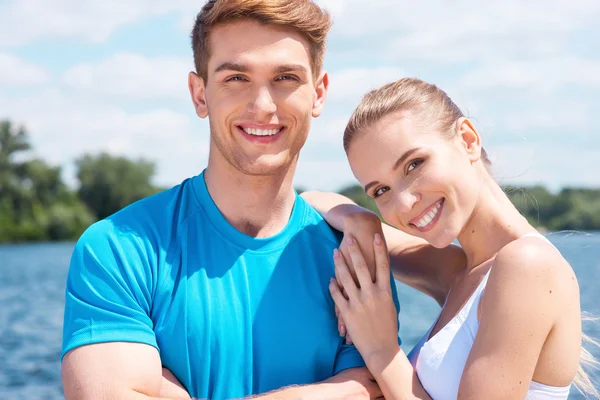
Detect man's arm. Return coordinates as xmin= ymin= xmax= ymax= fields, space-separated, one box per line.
xmin=251 ymin=367 xmax=381 ymax=399
xmin=62 ymin=343 xmax=190 ymax=400
xmin=64 ymin=345 xmax=380 ymax=400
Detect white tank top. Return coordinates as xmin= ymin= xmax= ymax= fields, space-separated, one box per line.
xmin=408 ymin=233 xmax=572 ymax=399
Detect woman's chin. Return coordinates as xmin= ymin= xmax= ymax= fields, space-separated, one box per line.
xmin=425 ymin=231 xmax=457 ymax=249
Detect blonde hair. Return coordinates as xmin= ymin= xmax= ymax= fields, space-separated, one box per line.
xmin=343 ymin=77 xmax=491 ymax=165
xmin=574 ymin=315 xmax=600 ymax=398
xmin=191 ymin=0 xmax=332 ymax=81
xmin=344 ymin=76 xmax=600 ymax=397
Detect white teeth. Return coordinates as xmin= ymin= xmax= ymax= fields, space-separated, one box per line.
xmin=243 ymin=128 xmax=280 ymax=136
xmin=414 ymin=200 xmax=443 ymax=228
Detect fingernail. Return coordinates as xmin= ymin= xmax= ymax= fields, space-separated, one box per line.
xmin=346 ymin=236 xmax=354 ymax=246
xmin=333 ymin=249 xmax=341 ymax=259
xmin=340 ymin=325 xmax=346 ymax=336
xmin=374 ymin=233 xmax=382 ymax=246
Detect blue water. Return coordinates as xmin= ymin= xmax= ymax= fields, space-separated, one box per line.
xmin=0 ymin=232 xmax=598 ymax=399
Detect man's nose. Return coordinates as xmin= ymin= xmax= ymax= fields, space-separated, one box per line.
xmin=248 ymin=87 xmax=277 ymax=118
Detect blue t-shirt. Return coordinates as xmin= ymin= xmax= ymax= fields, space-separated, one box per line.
xmin=62 ymin=171 xmax=400 ymax=399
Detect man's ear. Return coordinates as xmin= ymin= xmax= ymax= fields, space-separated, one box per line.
xmin=454 ymin=117 xmax=482 ymax=163
xmin=189 ymin=72 xmax=208 ymax=119
xmin=312 ymin=70 xmax=329 ymax=118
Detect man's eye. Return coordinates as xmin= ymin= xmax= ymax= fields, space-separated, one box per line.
xmin=276 ymin=75 xmax=299 ymax=81
xmin=226 ymin=76 xmax=247 ymax=82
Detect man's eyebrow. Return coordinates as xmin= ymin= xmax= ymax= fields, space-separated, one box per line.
xmin=363 ymin=148 xmax=421 ymax=193
xmin=273 ymin=64 xmax=308 ymax=74
xmin=214 ymin=62 xmax=250 ymax=74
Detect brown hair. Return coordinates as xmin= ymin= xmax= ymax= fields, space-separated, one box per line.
xmin=343 ymin=77 xmax=491 ymax=166
xmin=191 ymin=0 xmax=332 ymax=81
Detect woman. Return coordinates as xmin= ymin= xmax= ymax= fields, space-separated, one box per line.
xmin=304 ymin=78 xmax=598 ymax=399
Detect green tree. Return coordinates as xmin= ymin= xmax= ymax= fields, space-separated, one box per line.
xmin=0 ymin=120 xmax=32 ymax=240
xmin=0 ymin=120 xmax=95 ymax=243
xmin=0 ymin=120 xmax=31 ymax=214
xmin=76 ymin=153 xmax=161 ymax=220
xmin=338 ymin=184 xmax=380 ymax=216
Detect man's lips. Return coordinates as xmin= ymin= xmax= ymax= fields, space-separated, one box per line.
xmin=236 ymin=125 xmax=285 ymax=143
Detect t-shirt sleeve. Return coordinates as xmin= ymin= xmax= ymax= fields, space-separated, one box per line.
xmin=332 ymin=269 xmax=402 ymax=375
xmin=61 ymin=220 xmax=157 ymax=359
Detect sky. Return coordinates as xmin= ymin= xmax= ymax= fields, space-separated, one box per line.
xmin=1 ymin=0 xmax=599 ymax=192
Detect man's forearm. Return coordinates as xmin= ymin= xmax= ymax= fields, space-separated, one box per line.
xmin=250 ymin=381 xmax=359 ymax=400
xmin=249 ymin=383 xmax=312 ymax=400
xmin=158 ymin=367 xmax=373 ymax=400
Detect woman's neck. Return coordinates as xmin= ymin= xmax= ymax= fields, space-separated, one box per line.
xmin=457 ymin=175 xmax=536 ymax=270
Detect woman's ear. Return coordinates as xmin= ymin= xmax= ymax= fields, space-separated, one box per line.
xmin=189 ymin=72 xmax=208 ymax=119
xmin=454 ymin=117 xmax=482 ymax=163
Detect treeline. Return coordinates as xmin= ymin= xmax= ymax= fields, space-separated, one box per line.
xmin=1 ymin=120 xmax=599 ymax=243
xmin=0 ymin=120 xmax=161 ymax=243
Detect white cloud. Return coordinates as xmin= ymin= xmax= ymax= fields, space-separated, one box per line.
xmin=327 ymin=67 xmax=406 ymax=103
xmin=0 ymin=0 xmax=144 ymax=46
xmin=500 ymin=102 xmax=593 ymax=133
xmin=324 ymin=0 xmax=600 ymax=66
xmin=0 ymin=88 xmax=209 ymax=187
xmin=2 ymin=0 xmax=599 ymax=52
xmin=461 ymin=58 xmax=600 ymax=92
xmin=309 ymin=115 xmax=349 ymax=145
xmin=0 ymin=53 xmax=48 ymax=85
xmin=2 ymin=0 xmax=599 ymax=192
xmin=0 ymin=0 xmax=202 ymax=46
xmin=490 ymin=143 xmax=600 ymax=189
xmin=62 ymin=53 xmax=193 ymax=100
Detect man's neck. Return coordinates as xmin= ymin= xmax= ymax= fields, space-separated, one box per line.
xmin=204 ymin=158 xmax=298 ymax=238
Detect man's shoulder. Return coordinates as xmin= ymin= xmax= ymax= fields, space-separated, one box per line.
xmin=76 ymin=178 xmax=201 ymax=256
xmin=297 ymin=197 xmax=343 ymax=247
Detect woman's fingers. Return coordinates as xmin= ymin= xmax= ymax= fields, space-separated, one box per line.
xmin=333 ymin=249 xmax=359 ymax=298
xmin=345 ymin=236 xmax=374 ymax=290
xmin=374 ymin=233 xmax=391 ymax=288
xmin=329 ymin=278 xmax=349 ymax=313
xmin=345 ymin=332 xmax=353 ymax=345
xmin=340 ymin=235 xmax=359 ymax=286
xmin=335 ymin=305 xmax=347 ymax=337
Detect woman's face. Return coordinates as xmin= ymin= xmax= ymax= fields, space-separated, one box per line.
xmin=347 ymin=111 xmax=482 ymax=248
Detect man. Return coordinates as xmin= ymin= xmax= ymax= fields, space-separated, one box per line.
xmin=61 ymin=1 xmax=461 ymax=398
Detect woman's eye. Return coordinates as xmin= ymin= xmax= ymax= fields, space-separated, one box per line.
xmin=373 ymin=186 xmax=390 ymax=198
xmin=406 ymin=158 xmax=424 ymax=173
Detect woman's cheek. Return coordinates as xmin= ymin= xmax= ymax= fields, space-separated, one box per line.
xmin=379 ymin=205 xmax=398 ymax=230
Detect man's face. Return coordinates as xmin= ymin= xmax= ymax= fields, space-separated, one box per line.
xmin=189 ymin=19 xmax=328 ymax=177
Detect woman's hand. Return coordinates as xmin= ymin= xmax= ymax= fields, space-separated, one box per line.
xmin=330 ymin=233 xmax=400 ymax=371
xmin=336 ymin=209 xmax=384 ymax=343
xmin=338 ymin=208 xmax=383 ymax=283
